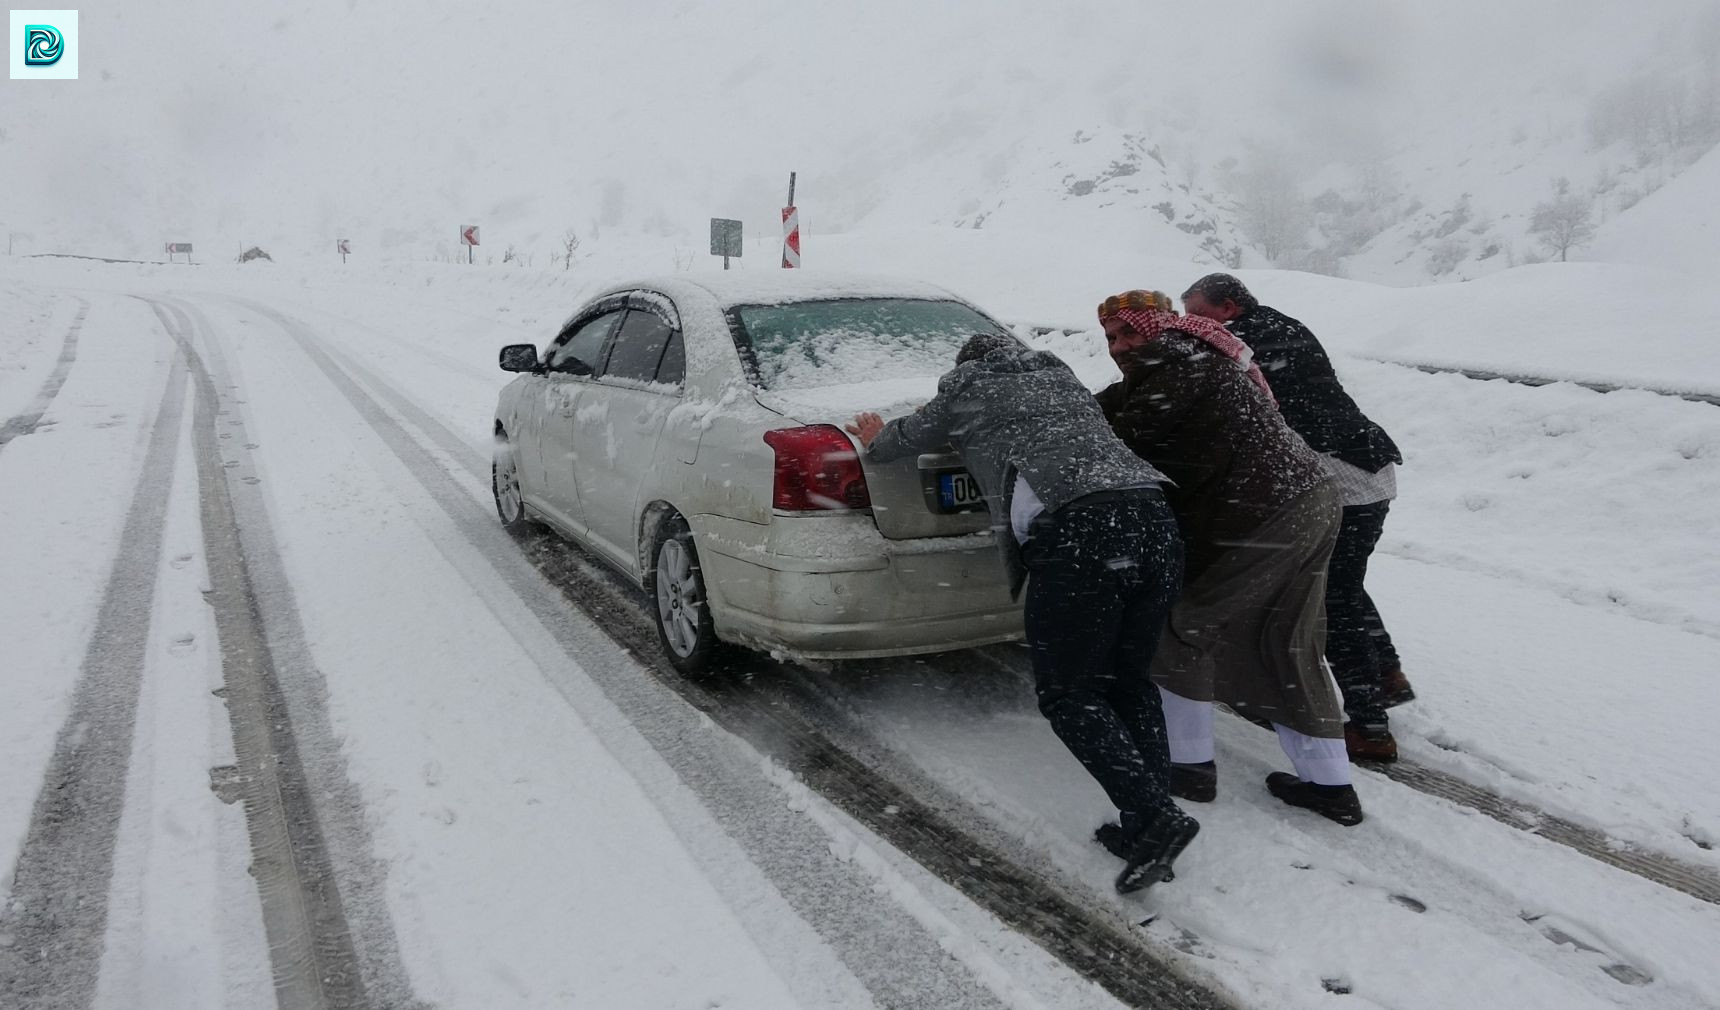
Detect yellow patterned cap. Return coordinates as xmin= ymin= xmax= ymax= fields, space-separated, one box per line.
xmin=1098 ymin=289 xmax=1174 ymax=319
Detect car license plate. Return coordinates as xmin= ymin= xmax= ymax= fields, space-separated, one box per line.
xmin=937 ymin=471 xmax=985 ymax=511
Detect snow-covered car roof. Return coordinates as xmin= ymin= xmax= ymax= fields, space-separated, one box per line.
xmin=600 ymin=272 xmax=973 ymax=309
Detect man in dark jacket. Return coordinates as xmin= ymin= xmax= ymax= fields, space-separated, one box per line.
xmin=1096 ymin=290 xmax=1364 ymax=827
xmin=1181 ymin=273 xmax=1413 ymax=762
xmin=848 ymin=333 xmax=1197 ymax=893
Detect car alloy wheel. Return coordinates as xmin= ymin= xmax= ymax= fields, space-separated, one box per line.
xmin=492 ymin=439 xmax=529 ymax=532
xmin=651 ymin=519 xmax=716 ymax=674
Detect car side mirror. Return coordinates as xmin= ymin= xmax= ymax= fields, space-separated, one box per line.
xmin=499 ymin=344 xmax=541 ymax=373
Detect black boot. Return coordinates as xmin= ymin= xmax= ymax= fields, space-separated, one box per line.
xmin=1265 ymin=772 xmax=1364 ymax=826
xmin=1094 ymin=821 xmax=1132 ymax=859
xmin=1114 ymin=809 xmax=1201 ymax=894
xmin=1169 ymin=761 xmax=1217 ymax=802
xmin=1095 ymin=808 xmax=1153 ymax=860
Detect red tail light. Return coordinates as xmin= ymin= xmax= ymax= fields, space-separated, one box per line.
xmin=762 ymin=425 xmax=872 ymax=511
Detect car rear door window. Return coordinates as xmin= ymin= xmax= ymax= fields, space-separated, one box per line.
xmin=654 ymin=331 xmax=685 ymax=386
xmin=547 ymin=311 xmax=621 ymax=374
xmin=599 ymin=309 xmax=677 ymax=385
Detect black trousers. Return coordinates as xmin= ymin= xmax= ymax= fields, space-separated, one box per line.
xmin=1022 ymin=490 xmax=1184 ymax=820
xmin=1325 ymin=500 xmax=1401 ymax=725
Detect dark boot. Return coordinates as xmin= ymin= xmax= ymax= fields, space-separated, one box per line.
xmin=1382 ymin=668 xmax=1417 ymax=708
xmin=1265 ymin=772 xmax=1365 ymax=826
xmin=1345 ymin=721 xmax=1398 ymax=763
xmin=1094 ymin=821 xmax=1132 ymax=859
xmin=1114 ymin=809 xmax=1201 ymax=894
xmin=1169 ymin=761 xmax=1217 ymax=802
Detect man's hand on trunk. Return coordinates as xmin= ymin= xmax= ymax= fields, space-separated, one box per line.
xmin=846 ymin=412 xmax=884 ymax=448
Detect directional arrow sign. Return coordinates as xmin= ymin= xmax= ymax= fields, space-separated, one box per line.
xmin=461 ymin=225 xmax=480 ymax=246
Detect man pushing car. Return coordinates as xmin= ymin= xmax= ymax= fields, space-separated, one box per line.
xmin=848 ymin=333 xmax=1195 ymax=893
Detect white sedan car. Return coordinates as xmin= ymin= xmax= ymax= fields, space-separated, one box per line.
xmin=492 ymin=273 xmax=1026 ymax=672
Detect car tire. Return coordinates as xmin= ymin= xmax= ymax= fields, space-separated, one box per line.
xmin=648 ymin=516 xmax=718 ymax=675
xmin=492 ymin=433 xmax=531 ymax=533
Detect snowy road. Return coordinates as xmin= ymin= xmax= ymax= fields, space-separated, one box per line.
xmin=3 ymin=262 xmax=1719 ymax=1010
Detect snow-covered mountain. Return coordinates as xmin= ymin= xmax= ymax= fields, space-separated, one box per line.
xmin=3 ymin=0 xmax=1717 ymax=279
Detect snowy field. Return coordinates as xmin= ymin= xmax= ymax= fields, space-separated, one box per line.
xmin=2 ymin=247 xmax=1718 ymax=1010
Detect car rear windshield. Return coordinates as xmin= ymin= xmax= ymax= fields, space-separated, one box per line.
xmin=728 ymin=298 xmax=1011 ymax=390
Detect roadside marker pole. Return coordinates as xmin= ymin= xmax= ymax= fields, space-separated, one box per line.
xmin=782 ymin=171 xmax=800 ymax=269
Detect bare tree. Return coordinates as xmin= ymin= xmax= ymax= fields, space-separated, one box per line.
xmin=560 ymin=227 xmax=580 ymax=271
xmin=1529 ymin=178 xmax=1596 ymax=262
xmin=1230 ymin=149 xmax=1313 ymax=265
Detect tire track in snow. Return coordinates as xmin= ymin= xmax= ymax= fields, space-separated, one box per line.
xmin=1017 ymin=325 xmax=1720 ymax=407
xmin=0 ymin=298 xmax=89 ymax=449
xmin=146 ymin=299 xmax=424 ymax=1010
xmin=0 ymin=348 xmax=185 ymax=1010
xmin=1373 ymin=540 xmax=1720 ymax=645
xmin=1363 ymin=357 xmax=1720 ymax=407
xmin=232 ymin=296 xmax=1237 ymax=1010
xmin=1371 ymin=760 xmax=1720 ymax=906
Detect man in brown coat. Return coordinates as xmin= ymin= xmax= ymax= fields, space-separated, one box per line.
xmin=1094 ymin=290 xmax=1363 ymax=825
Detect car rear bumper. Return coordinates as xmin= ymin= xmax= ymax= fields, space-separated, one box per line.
xmin=693 ymin=513 xmax=1024 ymax=659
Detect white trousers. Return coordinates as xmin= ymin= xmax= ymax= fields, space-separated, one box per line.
xmin=1158 ymin=687 xmax=1352 ymax=787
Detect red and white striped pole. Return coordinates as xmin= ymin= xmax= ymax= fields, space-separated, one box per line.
xmin=781 ymin=171 xmax=800 ymax=268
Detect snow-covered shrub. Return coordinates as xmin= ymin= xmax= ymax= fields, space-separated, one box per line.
xmin=1427 ymin=237 xmax=1469 ymax=276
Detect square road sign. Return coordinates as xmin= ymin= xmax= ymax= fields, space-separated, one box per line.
xmin=710 ymin=218 xmax=743 ymax=258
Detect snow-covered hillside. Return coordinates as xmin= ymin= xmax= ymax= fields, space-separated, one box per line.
xmin=1592 ymin=144 xmax=1720 ymax=271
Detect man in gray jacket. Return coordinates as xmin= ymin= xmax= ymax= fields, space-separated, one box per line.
xmin=847 ymin=334 xmax=1197 ymax=893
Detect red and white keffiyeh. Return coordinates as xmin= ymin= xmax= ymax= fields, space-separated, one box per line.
xmin=1100 ymin=294 xmax=1276 ymax=406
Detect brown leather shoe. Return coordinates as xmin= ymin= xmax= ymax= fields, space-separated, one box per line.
xmin=1345 ymin=722 xmax=1399 ymax=763
xmin=1382 ymin=668 xmax=1417 ymax=708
